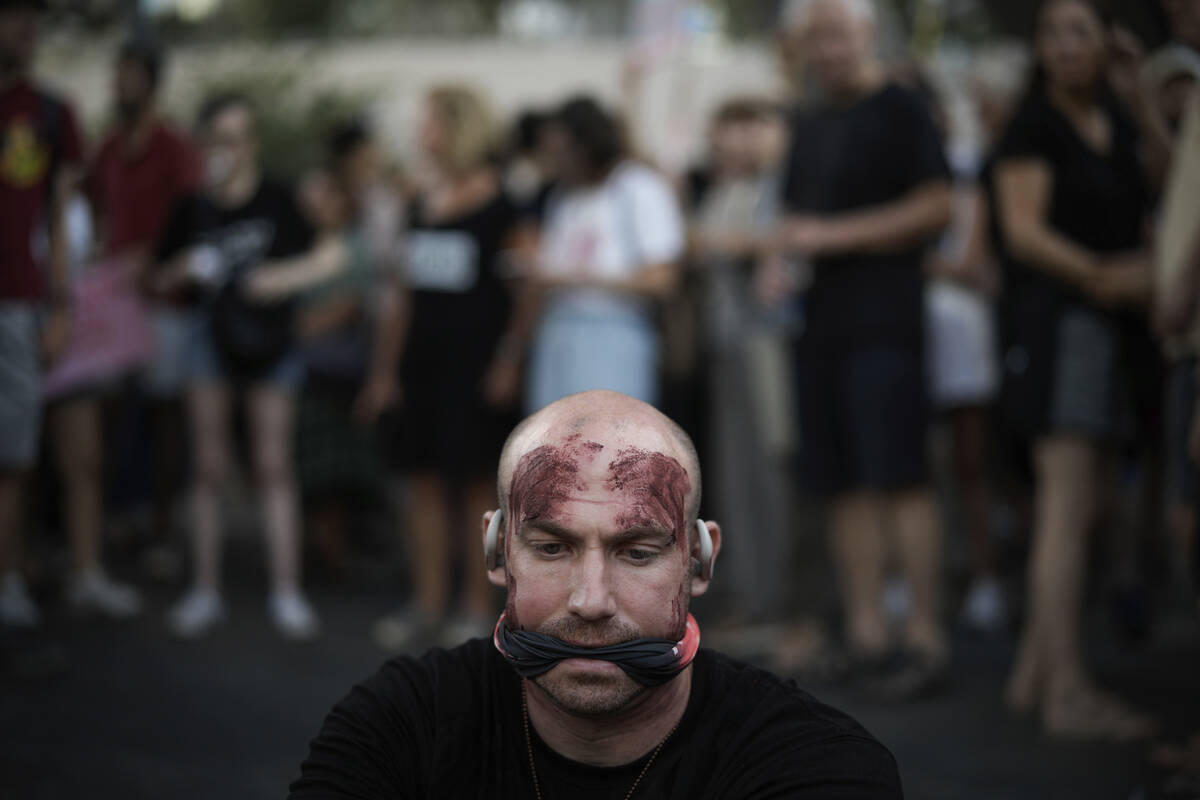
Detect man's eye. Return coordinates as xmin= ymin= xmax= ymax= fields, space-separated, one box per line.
xmin=532 ymin=542 xmax=567 ymax=557
xmin=624 ymin=548 xmax=658 ymax=563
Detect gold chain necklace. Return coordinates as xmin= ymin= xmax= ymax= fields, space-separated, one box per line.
xmin=520 ymin=682 xmax=681 ymax=800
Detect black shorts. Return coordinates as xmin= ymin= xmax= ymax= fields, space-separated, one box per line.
xmin=794 ymin=339 xmax=930 ymax=496
xmin=1166 ymin=358 xmax=1200 ymax=506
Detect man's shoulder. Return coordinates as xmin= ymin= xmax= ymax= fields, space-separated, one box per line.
xmin=360 ymin=637 xmax=505 ymax=706
xmin=698 ymin=649 xmax=878 ymax=738
xmin=690 ymin=650 xmax=902 ymax=796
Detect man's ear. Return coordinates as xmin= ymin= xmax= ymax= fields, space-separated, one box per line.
xmin=482 ymin=509 xmax=507 ymax=588
xmin=690 ymin=520 xmax=721 ymax=597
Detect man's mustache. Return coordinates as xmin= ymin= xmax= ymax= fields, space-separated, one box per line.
xmin=534 ymin=617 xmax=643 ymax=649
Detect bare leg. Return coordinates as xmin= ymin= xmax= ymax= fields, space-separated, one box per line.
xmin=187 ymin=382 xmax=232 ymax=591
xmin=51 ymin=398 xmax=104 ymax=574
xmin=150 ymin=397 xmax=186 ymax=540
xmin=462 ymin=478 xmax=498 ymax=618
xmin=1166 ymin=503 xmax=1197 ymax=600
xmin=311 ymin=503 xmax=347 ymax=574
xmin=888 ymin=486 xmax=947 ymax=656
xmin=0 ymin=471 xmax=23 ymax=574
xmin=829 ymin=491 xmax=889 ymax=656
xmin=408 ymin=473 xmax=450 ymax=620
xmin=1007 ymin=436 xmax=1093 ymax=711
xmin=953 ymin=406 xmax=994 ymax=578
xmin=1012 ymin=435 xmax=1154 ymax=737
xmin=247 ymin=385 xmax=301 ymax=594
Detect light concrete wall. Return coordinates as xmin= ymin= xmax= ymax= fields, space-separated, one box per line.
xmin=35 ymin=34 xmax=785 ymax=172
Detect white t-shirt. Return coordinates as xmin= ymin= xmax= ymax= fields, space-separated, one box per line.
xmin=538 ymin=160 xmax=683 ymax=319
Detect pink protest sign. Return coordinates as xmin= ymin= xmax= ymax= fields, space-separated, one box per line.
xmin=42 ymin=256 xmax=154 ymax=400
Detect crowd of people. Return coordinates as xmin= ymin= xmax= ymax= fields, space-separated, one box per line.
xmin=2 ymin=0 xmax=1199 ymax=751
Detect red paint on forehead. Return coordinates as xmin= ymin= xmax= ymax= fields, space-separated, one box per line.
xmin=507 ymin=436 xmax=607 ymax=523
xmin=605 ymin=448 xmax=691 ymax=549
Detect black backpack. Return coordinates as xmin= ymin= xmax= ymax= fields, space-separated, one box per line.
xmin=209 ymin=279 xmax=294 ymax=376
xmin=191 ymin=189 xmax=297 ymax=377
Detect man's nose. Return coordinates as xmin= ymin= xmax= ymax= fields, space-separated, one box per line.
xmin=567 ymin=546 xmax=617 ymax=621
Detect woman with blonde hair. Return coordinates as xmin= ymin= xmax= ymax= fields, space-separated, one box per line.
xmin=368 ymin=84 xmax=535 ymax=649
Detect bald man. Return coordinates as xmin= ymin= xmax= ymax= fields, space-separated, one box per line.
xmin=290 ymin=391 xmax=901 ymax=798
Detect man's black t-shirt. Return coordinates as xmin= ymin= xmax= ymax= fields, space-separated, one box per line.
xmin=289 ymin=638 xmax=902 ymax=799
xmin=780 ymin=83 xmax=949 ymax=348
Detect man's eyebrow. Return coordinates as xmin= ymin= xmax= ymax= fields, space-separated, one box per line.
xmin=517 ymin=520 xmax=674 ymax=544
xmin=518 ymin=519 xmax=581 ymax=541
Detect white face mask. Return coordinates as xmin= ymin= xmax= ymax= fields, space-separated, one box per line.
xmin=204 ymin=149 xmax=236 ymax=189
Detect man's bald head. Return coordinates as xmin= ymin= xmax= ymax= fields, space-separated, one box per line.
xmin=780 ymin=0 xmax=876 ymax=33
xmin=498 ymin=391 xmax=702 ymax=524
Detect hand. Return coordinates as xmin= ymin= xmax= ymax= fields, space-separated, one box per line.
xmin=779 ymin=216 xmax=832 ymax=256
xmin=755 ymin=251 xmax=797 ymax=308
xmin=1088 ymin=255 xmax=1151 ymax=308
xmin=1155 ymin=286 xmax=1200 ymax=338
xmin=481 ymin=353 xmax=522 ymax=410
xmin=243 ymin=268 xmax=293 ymax=303
xmin=40 ymin=307 xmax=72 ymax=366
xmin=1108 ymin=26 xmax=1145 ymax=105
xmin=353 ymin=373 xmax=400 ymax=425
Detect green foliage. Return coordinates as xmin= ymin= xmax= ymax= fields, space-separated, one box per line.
xmin=190 ymin=62 xmax=375 ymax=179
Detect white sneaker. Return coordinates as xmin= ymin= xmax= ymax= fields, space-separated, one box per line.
xmin=66 ymin=568 xmax=143 ymax=619
xmin=0 ymin=571 xmax=40 ymax=629
xmin=882 ymin=576 xmax=911 ymax=627
xmin=168 ymin=588 xmax=225 ymax=638
xmin=960 ymin=576 xmax=1007 ymax=633
xmin=370 ymin=606 xmax=437 ymax=652
xmin=269 ymin=590 xmax=319 ymax=641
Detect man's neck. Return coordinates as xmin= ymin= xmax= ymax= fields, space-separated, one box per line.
xmin=212 ymin=166 xmax=260 ymax=209
xmin=827 ymin=60 xmax=885 ymax=105
xmin=524 ymin=666 xmax=692 ymax=768
xmin=1045 ymin=81 xmax=1100 ymax=120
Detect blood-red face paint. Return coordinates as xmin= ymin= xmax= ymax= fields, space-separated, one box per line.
xmin=604 ymin=448 xmax=692 ymax=554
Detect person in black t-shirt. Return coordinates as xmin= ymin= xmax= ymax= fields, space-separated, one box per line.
xmin=991 ymin=0 xmax=1157 ymax=740
xmin=152 ymin=93 xmax=323 ymax=641
xmin=290 ymin=389 xmax=901 ymax=799
xmin=765 ymin=0 xmax=952 ymax=695
xmin=368 ymin=85 xmax=538 ymax=652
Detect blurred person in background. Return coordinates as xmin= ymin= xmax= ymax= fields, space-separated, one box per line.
xmin=0 ymin=0 xmax=84 ymax=627
xmin=526 ymin=95 xmax=684 ymax=412
xmin=502 ymin=108 xmax=556 ymax=226
xmin=289 ymin=162 xmax=384 ymax=573
xmin=370 ymin=84 xmax=534 ymax=650
xmin=992 ymin=0 xmax=1158 ymax=739
xmin=765 ymin=0 xmax=952 ymax=697
xmin=153 ymin=93 xmax=321 ymax=640
xmin=681 ymin=98 xmax=795 ymax=631
xmin=1150 ymin=5 xmax=1200 ymax=623
xmin=69 ymin=37 xmax=199 ymax=594
xmin=911 ymin=55 xmax=1022 ymax=634
xmin=295 ymin=121 xmax=403 ymax=572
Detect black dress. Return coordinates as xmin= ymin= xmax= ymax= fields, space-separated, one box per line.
xmin=990 ymin=89 xmax=1155 ymax=440
xmin=390 ymin=189 xmax=520 ymax=481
